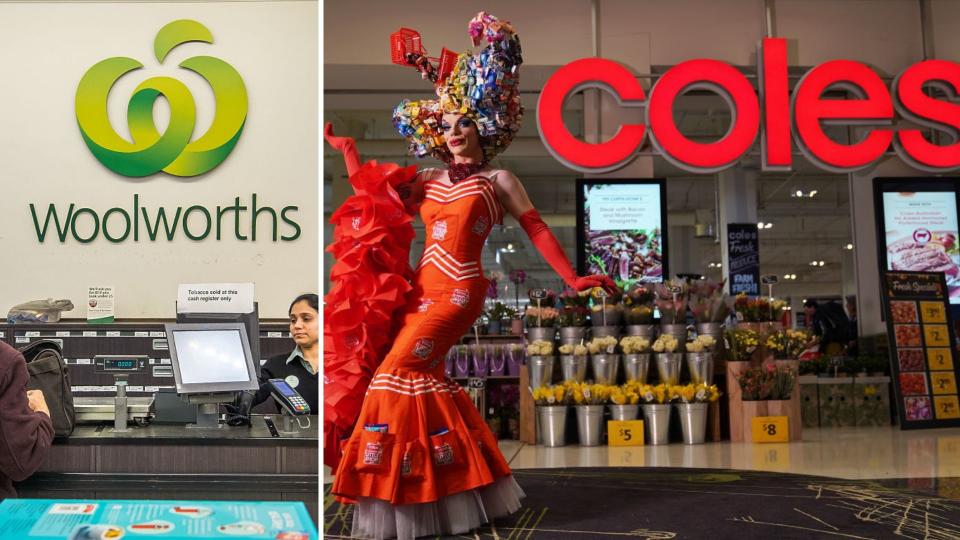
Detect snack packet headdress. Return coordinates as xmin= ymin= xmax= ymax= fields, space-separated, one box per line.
xmin=391 ymin=12 xmax=523 ymax=164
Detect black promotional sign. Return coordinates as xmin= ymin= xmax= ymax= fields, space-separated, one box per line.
xmin=882 ymin=272 xmax=960 ymax=429
xmin=727 ymin=223 xmax=760 ymax=296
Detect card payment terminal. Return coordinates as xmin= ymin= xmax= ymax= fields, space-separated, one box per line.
xmin=267 ymin=379 xmax=311 ymax=416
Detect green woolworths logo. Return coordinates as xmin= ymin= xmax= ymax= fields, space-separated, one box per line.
xmin=76 ymin=19 xmax=247 ymax=177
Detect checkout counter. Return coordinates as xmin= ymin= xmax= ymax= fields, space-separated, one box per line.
xmin=0 ymin=321 xmax=319 ymax=524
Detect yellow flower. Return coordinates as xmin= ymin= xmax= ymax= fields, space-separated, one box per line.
xmin=681 ymin=384 xmax=696 ymax=403
xmin=864 ymin=386 xmax=877 ymax=397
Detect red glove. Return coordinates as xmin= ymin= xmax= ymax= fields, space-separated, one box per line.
xmin=518 ymin=209 xmax=618 ymax=294
xmin=324 ymin=122 xmax=361 ymax=177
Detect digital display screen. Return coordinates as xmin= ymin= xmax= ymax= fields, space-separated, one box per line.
xmin=171 ymin=329 xmax=251 ymax=384
xmin=882 ymin=191 xmax=960 ymax=304
xmin=272 ymin=380 xmax=296 ymax=397
xmin=578 ymin=181 xmax=666 ymax=287
xmin=102 ymin=358 xmax=140 ymax=371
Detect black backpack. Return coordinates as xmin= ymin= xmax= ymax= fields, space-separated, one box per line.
xmin=19 ymin=340 xmax=75 ymax=437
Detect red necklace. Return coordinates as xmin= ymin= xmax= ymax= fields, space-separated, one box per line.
xmin=447 ymin=162 xmax=486 ymax=184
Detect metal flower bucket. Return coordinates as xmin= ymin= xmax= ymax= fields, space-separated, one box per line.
xmin=575 ymin=404 xmax=605 ymax=446
xmin=527 ymin=327 xmax=556 ymax=343
xmin=676 ymin=402 xmax=708 ymax=444
xmin=528 ymin=356 xmax=555 ymax=388
xmin=538 ymin=405 xmax=568 ymax=447
xmin=591 ymin=354 xmax=621 ymax=384
xmin=686 ymin=352 xmax=714 ymax=385
xmin=625 ymin=324 xmax=657 ymax=338
xmin=642 ymin=403 xmax=672 ymax=445
xmin=591 ymin=307 xmax=622 ymax=327
xmin=660 ymin=323 xmax=689 ymax=344
xmin=559 ymin=326 xmax=588 ymax=345
xmin=609 ymin=403 xmax=640 ymax=421
xmin=695 ymin=322 xmax=724 ymax=343
xmin=590 ymin=325 xmax=621 ymax=339
xmin=560 ymin=355 xmax=588 ymax=382
xmin=622 ymin=353 xmax=651 ymax=383
xmin=655 ymin=353 xmax=682 ymax=385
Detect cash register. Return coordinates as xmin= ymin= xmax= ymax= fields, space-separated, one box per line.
xmin=164 ymin=322 xmax=260 ymax=429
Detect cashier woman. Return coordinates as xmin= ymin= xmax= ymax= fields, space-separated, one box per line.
xmin=254 ymin=294 xmax=318 ymax=413
xmin=0 ymin=341 xmax=53 ymax=498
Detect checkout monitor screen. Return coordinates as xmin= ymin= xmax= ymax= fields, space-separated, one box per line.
xmin=171 ymin=329 xmax=251 ymax=384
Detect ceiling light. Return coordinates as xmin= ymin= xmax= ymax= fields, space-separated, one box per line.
xmin=845 ymin=243 xmax=854 ymax=250
xmin=507 ymin=243 xmax=514 ymax=251
xmin=795 ymin=190 xmax=803 ymax=197
xmin=819 ymin=260 xmax=825 ymax=266
xmin=809 ymin=190 xmax=818 ymax=197
xmin=765 ymin=222 xmax=773 ymax=229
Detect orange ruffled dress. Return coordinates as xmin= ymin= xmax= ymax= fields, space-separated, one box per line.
xmin=332 ymin=169 xmax=524 ymax=539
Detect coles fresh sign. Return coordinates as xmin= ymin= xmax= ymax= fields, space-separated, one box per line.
xmin=538 ymin=38 xmax=960 ymax=174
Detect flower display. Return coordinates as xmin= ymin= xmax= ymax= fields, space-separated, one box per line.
xmin=653 ymin=279 xmax=688 ymax=324
xmin=558 ymin=343 xmax=589 ymax=356
xmin=559 ymin=287 xmax=591 ymax=308
xmin=652 ymin=334 xmax=679 ymax=353
xmin=569 ymin=382 xmax=614 ymax=405
xmin=736 ymin=364 xmax=796 ymax=400
xmin=685 ymin=335 xmax=717 ymax=353
xmin=726 ymin=328 xmax=759 ymax=361
xmin=485 ymin=301 xmax=518 ymax=321
xmin=619 ymin=336 xmax=651 ymax=354
xmin=524 ymin=306 xmax=560 ymax=328
xmin=589 ymin=286 xmax=623 ymax=303
xmin=765 ymin=329 xmax=813 ymax=359
xmin=638 ymin=383 xmax=672 ymax=404
xmin=688 ymin=279 xmax=731 ymax=323
xmin=528 ymin=288 xmax=557 ymax=305
xmin=673 ymin=383 xmax=721 ymax=403
xmin=532 ymin=384 xmax=572 ymax=406
xmin=559 ymin=306 xmax=590 ymax=327
xmin=733 ymin=293 xmax=788 ymax=322
xmin=610 ymin=383 xmax=641 ymax=405
xmin=586 ymin=336 xmax=618 ymax=355
xmin=526 ymin=340 xmax=554 ymax=356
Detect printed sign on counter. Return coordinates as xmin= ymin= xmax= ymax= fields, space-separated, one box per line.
xmin=882 ymin=271 xmax=960 ymax=429
xmin=607 ymin=420 xmax=644 ymax=446
xmin=177 ymin=283 xmax=254 ymax=314
xmin=86 ymin=286 xmax=115 ymax=324
xmin=0 ymin=499 xmax=317 ymax=539
xmin=750 ymin=416 xmax=789 ymax=443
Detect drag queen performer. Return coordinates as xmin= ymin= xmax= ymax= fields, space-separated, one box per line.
xmin=324 ymin=12 xmax=616 ymax=539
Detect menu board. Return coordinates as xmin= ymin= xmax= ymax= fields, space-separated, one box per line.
xmin=882 ymin=272 xmax=960 ymax=429
xmin=879 ymin=188 xmax=960 ymax=304
xmin=576 ymin=179 xmax=667 ymax=287
xmin=0 ymin=499 xmax=317 ymax=539
xmin=727 ymin=223 xmax=760 ymax=296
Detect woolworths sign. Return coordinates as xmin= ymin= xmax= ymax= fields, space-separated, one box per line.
xmin=31 ymin=19 xmax=301 ymax=244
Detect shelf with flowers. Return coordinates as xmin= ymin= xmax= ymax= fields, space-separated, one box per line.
xmin=724 ymin=327 xmax=760 ymax=441
xmin=733 ymin=363 xmax=800 ymax=442
xmin=558 ymin=287 xmax=591 ymax=345
xmin=524 ymin=288 xmax=558 ymax=343
xmin=586 ymin=335 xmax=620 ymax=384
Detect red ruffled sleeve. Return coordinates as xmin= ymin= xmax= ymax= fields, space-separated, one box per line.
xmin=323 ymin=161 xmax=418 ymax=470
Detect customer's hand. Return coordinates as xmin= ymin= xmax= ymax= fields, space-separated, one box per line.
xmin=26 ymin=390 xmax=50 ymax=417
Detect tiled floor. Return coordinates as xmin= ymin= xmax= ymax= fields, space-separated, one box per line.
xmin=501 ymin=426 xmax=960 ymax=480
xmin=324 ymin=426 xmax=960 ymax=483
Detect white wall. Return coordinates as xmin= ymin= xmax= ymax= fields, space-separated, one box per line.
xmin=0 ymin=1 xmax=317 ymax=319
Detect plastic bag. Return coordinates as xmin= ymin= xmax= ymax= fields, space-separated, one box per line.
xmin=7 ymin=298 xmax=74 ymax=323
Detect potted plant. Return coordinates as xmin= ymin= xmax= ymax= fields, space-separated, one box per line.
xmin=558 ymin=287 xmax=591 ymax=344
xmin=685 ymin=334 xmax=717 ymax=385
xmin=508 ymin=269 xmax=526 ymax=335
xmin=526 ymin=340 xmax=556 ymax=388
xmin=733 ymin=293 xmax=788 ymax=334
xmin=765 ymin=328 xmax=812 ymax=361
xmin=587 ymin=335 xmax=620 ymax=384
xmin=725 ymin=328 xmax=759 ymax=363
xmin=652 ymin=334 xmax=681 ymax=385
xmin=609 ymin=382 xmax=642 ymax=421
xmin=673 ymin=383 xmax=721 ymax=444
xmin=506 ymin=343 xmax=524 ymax=376
xmin=558 ymin=343 xmax=589 ymax=382
xmin=485 ymin=301 xmax=517 ymax=335
xmin=533 ymin=384 xmax=571 ymax=447
xmin=570 ymin=382 xmax=611 ymax=446
xmin=735 ymin=364 xmax=799 ymax=441
xmin=639 ymin=383 xmax=673 ymax=445
xmin=623 ymin=283 xmax=656 ymax=336
xmin=619 ymin=335 xmax=652 ymax=383
xmin=525 ymin=288 xmax=558 ymax=342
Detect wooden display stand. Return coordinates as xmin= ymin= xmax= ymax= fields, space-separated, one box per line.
xmin=727 ymin=359 xmax=802 ymax=442
xmin=519 ymin=365 xmax=536 ymax=444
